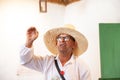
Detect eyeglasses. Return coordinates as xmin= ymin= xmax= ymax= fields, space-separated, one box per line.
xmin=57 ymin=36 xmax=75 ymax=42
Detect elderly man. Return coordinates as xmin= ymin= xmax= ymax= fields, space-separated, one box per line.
xmin=20 ymin=24 xmax=91 ymax=80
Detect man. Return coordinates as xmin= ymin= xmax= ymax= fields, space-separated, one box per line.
xmin=20 ymin=24 xmax=91 ymax=80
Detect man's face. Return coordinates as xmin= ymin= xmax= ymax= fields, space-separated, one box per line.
xmin=56 ymin=33 xmax=76 ymax=53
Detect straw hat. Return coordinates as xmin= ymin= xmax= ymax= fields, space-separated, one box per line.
xmin=44 ymin=24 xmax=88 ymax=56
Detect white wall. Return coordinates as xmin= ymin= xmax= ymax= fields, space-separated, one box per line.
xmin=0 ymin=0 xmax=64 ymax=80
xmin=0 ymin=0 xmax=120 ymax=80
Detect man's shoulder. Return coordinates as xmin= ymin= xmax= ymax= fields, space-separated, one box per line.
xmin=76 ymin=57 xmax=90 ymax=69
xmin=43 ymin=55 xmax=56 ymax=62
xmin=76 ymin=57 xmax=85 ymax=64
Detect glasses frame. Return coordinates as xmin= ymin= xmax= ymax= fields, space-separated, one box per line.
xmin=57 ymin=36 xmax=75 ymax=42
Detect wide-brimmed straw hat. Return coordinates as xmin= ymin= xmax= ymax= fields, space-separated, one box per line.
xmin=44 ymin=24 xmax=88 ymax=56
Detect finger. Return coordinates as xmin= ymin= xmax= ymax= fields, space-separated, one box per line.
xmin=27 ymin=27 xmax=36 ymax=32
xmin=27 ymin=27 xmax=37 ymax=34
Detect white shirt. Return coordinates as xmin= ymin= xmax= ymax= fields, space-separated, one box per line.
xmin=20 ymin=45 xmax=91 ymax=80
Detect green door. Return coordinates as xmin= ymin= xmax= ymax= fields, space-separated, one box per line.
xmin=99 ymin=23 xmax=120 ymax=80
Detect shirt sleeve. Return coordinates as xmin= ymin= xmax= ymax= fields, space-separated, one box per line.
xmin=19 ymin=45 xmax=46 ymax=72
xmin=20 ymin=45 xmax=33 ymax=64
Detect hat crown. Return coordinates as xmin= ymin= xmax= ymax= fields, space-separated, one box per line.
xmin=63 ymin=24 xmax=75 ymax=30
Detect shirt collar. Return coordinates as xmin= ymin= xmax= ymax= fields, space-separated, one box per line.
xmin=55 ymin=54 xmax=76 ymax=65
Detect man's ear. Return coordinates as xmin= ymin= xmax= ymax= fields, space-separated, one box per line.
xmin=73 ymin=41 xmax=77 ymax=49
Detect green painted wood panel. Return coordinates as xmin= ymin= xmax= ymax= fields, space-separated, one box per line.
xmin=99 ymin=23 xmax=120 ymax=79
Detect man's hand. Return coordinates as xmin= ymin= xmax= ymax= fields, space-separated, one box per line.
xmin=25 ymin=27 xmax=39 ymax=48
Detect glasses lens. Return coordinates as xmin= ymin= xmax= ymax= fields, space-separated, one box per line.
xmin=57 ymin=36 xmax=71 ymax=41
xmin=64 ymin=37 xmax=70 ymax=41
xmin=57 ymin=37 xmax=62 ymax=41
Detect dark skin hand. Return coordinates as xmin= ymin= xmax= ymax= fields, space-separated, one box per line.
xmin=25 ymin=27 xmax=39 ymax=48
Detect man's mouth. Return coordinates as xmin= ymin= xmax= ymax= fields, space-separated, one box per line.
xmin=60 ymin=44 xmax=66 ymax=47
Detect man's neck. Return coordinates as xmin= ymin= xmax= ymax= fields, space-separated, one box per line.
xmin=58 ymin=53 xmax=72 ymax=66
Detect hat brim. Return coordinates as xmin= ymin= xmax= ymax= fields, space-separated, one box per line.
xmin=44 ymin=27 xmax=88 ymax=56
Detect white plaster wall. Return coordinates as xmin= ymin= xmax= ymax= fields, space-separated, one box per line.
xmin=0 ymin=0 xmax=120 ymax=80
xmin=0 ymin=0 xmax=64 ymax=80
